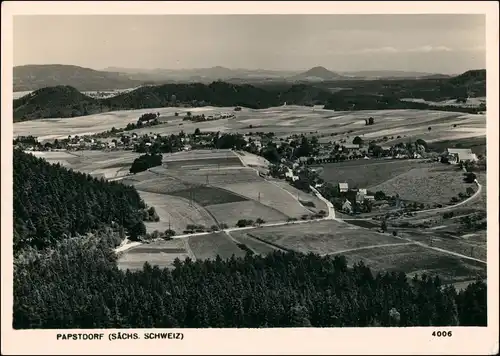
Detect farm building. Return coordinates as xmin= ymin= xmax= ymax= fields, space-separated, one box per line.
xmin=445 ymin=148 xmax=478 ymax=164
xmin=342 ymin=144 xmax=360 ymax=151
xmin=356 ymin=189 xmax=367 ymax=203
xmin=342 ymin=200 xmax=353 ymax=214
xmin=339 ymin=182 xmax=349 ymax=192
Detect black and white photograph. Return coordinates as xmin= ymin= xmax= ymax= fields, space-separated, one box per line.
xmin=2 ymin=1 xmax=498 ymax=355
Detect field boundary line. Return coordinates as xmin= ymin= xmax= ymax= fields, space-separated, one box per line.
xmin=136 ymin=189 xmax=219 ymax=230
xmin=341 ymin=219 xmax=486 ymax=264
xmin=323 ymin=242 xmax=416 ymax=256
xmin=245 ymin=233 xmax=290 ymax=253
xmin=182 ymin=238 xmax=197 ymax=261
xmin=225 ymin=231 xmax=258 ymax=255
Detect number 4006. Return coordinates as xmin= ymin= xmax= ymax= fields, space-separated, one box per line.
xmin=432 ymin=331 xmax=452 ymax=337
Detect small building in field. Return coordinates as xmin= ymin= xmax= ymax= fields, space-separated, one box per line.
xmin=339 ymin=182 xmax=349 ymax=193
xmin=342 ymin=200 xmax=353 ymax=214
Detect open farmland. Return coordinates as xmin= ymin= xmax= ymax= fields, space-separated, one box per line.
xmin=168 ymin=186 xmax=248 ymax=207
xmin=228 ymin=230 xmax=281 ymax=255
xmin=122 ymin=173 xmax=193 ymax=194
xmin=206 ymin=200 xmax=289 ymax=227
xmin=26 ymin=150 xmax=80 ymax=167
xmin=187 ymin=232 xmax=246 ymax=260
xmin=270 ymin=179 xmax=328 ymax=213
xmin=248 ymin=220 xmax=406 ymax=255
xmin=162 ymin=167 xmax=262 ymax=186
xmin=137 ymin=190 xmax=217 ymax=233
xmin=162 ymin=149 xmax=238 ymax=162
xmin=164 ymin=157 xmax=243 ymax=170
xmin=317 ymin=159 xmax=429 ymax=189
xmin=339 ymin=243 xmax=486 ymax=285
xmin=223 ymin=180 xmax=313 ymax=218
xmin=27 ymin=149 xmax=141 ymax=179
xmin=233 ymin=150 xmax=271 ymax=168
xmin=393 ymin=229 xmax=487 ymax=262
xmin=369 ymin=165 xmax=475 ymax=204
xmin=117 ymin=239 xmax=193 ymax=270
xmin=14 ymin=106 xmax=486 ymax=145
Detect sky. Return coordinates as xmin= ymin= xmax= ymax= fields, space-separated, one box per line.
xmin=14 ymin=14 xmax=486 ymax=74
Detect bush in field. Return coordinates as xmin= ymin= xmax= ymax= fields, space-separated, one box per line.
xmin=236 ymin=219 xmax=254 ymax=228
xmin=464 ymin=172 xmax=477 ymax=183
xmin=443 ymin=212 xmax=454 ymax=219
xmin=301 ymin=200 xmax=316 ymax=208
xmin=287 ymin=217 xmax=298 ymax=222
xmin=352 ymin=136 xmax=363 ymax=145
xmin=381 ymin=220 xmax=388 ymax=232
xmin=255 ymin=218 xmax=265 ymax=225
xmin=466 ymin=187 xmax=475 ymax=196
xmin=164 ymin=229 xmax=176 ymax=238
xmin=210 ymin=225 xmax=219 ymax=232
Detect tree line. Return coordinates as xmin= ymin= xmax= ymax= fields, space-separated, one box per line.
xmin=13 ymin=230 xmax=487 ymax=329
xmin=13 ymin=149 xmax=148 ymax=253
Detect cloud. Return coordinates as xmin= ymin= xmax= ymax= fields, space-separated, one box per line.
xmin=333 ymin=45 xmax=478 ymax=55
xmin=358 ymin=46 xmax=399 ymax=54
xmin=407 ymin=46 xmax=452 ymax=52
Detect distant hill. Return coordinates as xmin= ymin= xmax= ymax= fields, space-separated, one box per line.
xmin=102 ymin=67 xmax=299 ymax=82
xmin=340 ymin=70 xmax=448 ymax=79
xmin=291 ymin=66 xmax=344 ymax=81
xmin=13 ymin=64 xmax=146 ymax=92
xmin=13 ymin=86 xmax=101 ymax=122
xmin=13 ymin=69 xmax=486 ymax=121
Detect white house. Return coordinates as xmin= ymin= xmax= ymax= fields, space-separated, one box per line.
xmin=342 ymin=200 xmax=353 ymax=214
xmin=339 ymin=182 xmax=349 ymax=192
xmin=343 ymin=144 xmax=360 ymax=151
xmin=356 ymin=189 xmax=367 ymax=203
xmin=446 ymin=148 xmax=478 ymax=163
